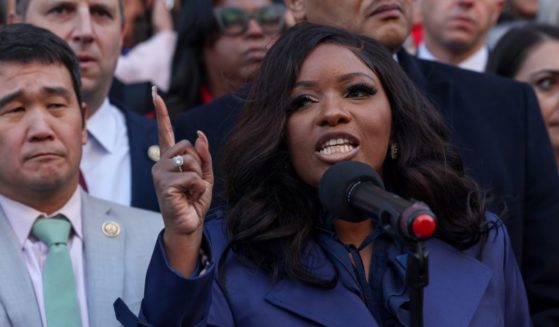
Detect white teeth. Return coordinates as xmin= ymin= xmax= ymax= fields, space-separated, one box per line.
xmin=320 ymin=138 xmax=353 ymax=152
xmin=323 ymin=138 xmax=346 ymax=147
xmin=319 ymin=144 xmax=355 ymax=155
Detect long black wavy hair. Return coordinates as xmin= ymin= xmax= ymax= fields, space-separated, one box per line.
xmin=164 ymin=0 xmax=220 ymax=118
xmin=220 ymin=22 xmax=489 ymax=288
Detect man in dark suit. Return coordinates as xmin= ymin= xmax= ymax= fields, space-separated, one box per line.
xmin=173 ymin=0 xmax=559 ymax=324
xmin=12 ymin=0 xmax=159 ymax=212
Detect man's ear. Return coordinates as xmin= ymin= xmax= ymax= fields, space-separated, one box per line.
xmin=285 ymin=0 xmax=307 ymax=23
xmin=8 ymin=11 xmax=23 ymax=24
xmin=491 ymin=0 xmax=505 ymax=25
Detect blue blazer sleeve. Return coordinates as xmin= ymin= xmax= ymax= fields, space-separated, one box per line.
xmin=139 ymin=232 xmax=215 ymax=326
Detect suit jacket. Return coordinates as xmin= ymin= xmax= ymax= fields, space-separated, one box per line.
xmin=173 ymin=88 xmax=248 ymax=208
xmin=172 ymin=51 xmax=559 ymax=324
xmin=0 ymin=191 xmax=163 ymax=326
xmin=133 ymin=214 xmax=531 ymax=326
xmin=113 ymin=100 xmax=160 ymax=212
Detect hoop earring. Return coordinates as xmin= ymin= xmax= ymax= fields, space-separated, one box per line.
xmin=390 ymin=143 xmax=399 ymax=160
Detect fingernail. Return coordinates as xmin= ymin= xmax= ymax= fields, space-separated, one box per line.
xmin=197 ymin=130 xmax=206 ymax=141
xmin=151 ymin=85 xmax=158 ymax=103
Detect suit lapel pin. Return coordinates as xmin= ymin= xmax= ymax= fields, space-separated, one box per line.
xmin=147 ymin=145 xmax=160 ymax=162
xmin=102 ymin=221 xmax=121 ymax=238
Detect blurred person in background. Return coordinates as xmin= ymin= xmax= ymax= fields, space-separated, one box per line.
xmin=537 ymin=0 xmax=559 ymax=25
xmin=169 ymin=0 xmax=288 ymax=208
xmin=506 ymin=0 xmax=539 ymax=20
xmin=417 ymin=0 xmax=504 ymax=72
xmin=488 ymin=0 xmax=539 ymax=47
xmin=115 ymin=0 xmax=177 ymax=92
xmin=488 ymin=24 xmax=559 ymax=168
xmin=164 ymin=0 xmax=286 ymax=118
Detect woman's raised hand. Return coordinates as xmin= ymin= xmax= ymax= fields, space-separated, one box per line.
xmin=151 ymin=86 xmax=213 ymax=275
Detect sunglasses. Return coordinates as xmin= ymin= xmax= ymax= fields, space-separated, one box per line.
xmin=213 ymin=4 xmax=286 ymax=37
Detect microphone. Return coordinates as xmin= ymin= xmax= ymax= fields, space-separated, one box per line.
xmin=318 ymin=161 xmax=437 ymax=241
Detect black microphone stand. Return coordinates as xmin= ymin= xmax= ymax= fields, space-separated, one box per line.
xmin=405 ymin=240 xmax=429 ymax=327
xmin=380 ymin=205 xmax=432 ymax=327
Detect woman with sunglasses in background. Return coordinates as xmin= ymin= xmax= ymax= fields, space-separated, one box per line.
xmin=163 ymin=0 xmax=286 ymax=119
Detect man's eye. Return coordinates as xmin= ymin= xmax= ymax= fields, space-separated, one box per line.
xmin=1 ymin=107 xmax=25 ymax=115
xmin=92 ymin=8 xmax=113 ymax=19
xmin=47 ymin=103 xmax=66 ymax=109
xmin=48 ymin=5 xmax=72 ymax=16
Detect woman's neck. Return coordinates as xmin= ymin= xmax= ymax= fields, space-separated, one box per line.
xmin=334 ymin=219 xmax=374 ymax=279
xmin=334 ymin=219 xmax=374 ymax=247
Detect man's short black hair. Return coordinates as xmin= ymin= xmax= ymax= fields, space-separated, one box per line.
xmin=0 ymin=24 xmax=84 ymax=122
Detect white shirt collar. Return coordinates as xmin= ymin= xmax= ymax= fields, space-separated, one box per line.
xmin=417 ymin=43 xmax=489 ymax=73
xmin=86 ymin=98 xmax=124 ymax=154
xmin=0 ymin=187 xmax=83 ymax=249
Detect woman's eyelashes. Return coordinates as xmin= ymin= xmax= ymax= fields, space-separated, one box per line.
xmin=289 ymin=83 xmax=377 ymax=112
xmin=345 ymin=83 xmax=377 ymax=98
xmin=289 ymin=94 xmax=316 ymax=111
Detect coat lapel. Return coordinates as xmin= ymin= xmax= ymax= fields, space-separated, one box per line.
xmin=264 ymin=244 xmax=378 ymax=327
xmin=0 ymin=208 xmax=42 ymax=326
xmin=424 ymin=239 xmax=492 ymax=327
xmin=82 ymin=192 xmax=125 ymax=327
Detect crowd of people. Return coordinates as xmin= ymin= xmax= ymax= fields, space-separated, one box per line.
xmin=0 ymin=0 xmax=558 ymax=326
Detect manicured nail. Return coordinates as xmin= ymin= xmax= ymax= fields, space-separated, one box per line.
xmin=196 ymin=130 xmax=207 ymax=142
xmin=151 ymin=85 xmax=158 ymax=104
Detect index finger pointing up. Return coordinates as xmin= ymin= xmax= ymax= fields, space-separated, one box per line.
xmin=152 ymin=86 xmax=175 ymax=153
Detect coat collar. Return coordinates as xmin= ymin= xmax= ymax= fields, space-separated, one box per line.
xmin=264 ymin=238 xmax=492 ymax=327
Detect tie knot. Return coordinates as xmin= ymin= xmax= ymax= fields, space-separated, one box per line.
xmin=32 ymin=215 xmax=71 ymax=247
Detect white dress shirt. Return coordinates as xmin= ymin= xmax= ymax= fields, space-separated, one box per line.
xmin=0 ymin=188 xmax=89 ymax=327
xmin=81 ymin=98 xmax=132 ymax=207
xmin=417 ymin=43 xmax=489 ymax=73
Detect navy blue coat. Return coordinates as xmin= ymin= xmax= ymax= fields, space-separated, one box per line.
xmin=396 ymin=51 xmax=559 ymax=326
xmin=129 ymin=213 xmax=530 ymax=326
xmin=114 ymin=101 xmax=160 ymax=212
xmin=172 ymin=51 xmax=559 ymax=324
